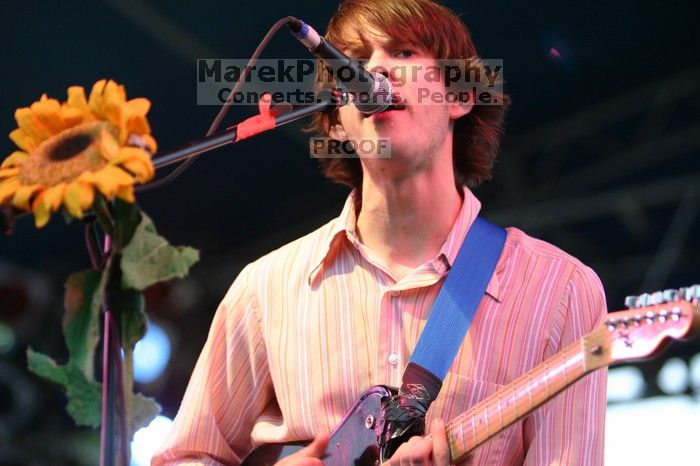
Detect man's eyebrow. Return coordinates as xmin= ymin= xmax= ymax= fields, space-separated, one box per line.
xmin=345 ymin=46 xmax=365 ymax=56
xmin=387 ymin=38 xmax=423 ymax=51
xmin=344 ymin=44 xmax=371 ymax=59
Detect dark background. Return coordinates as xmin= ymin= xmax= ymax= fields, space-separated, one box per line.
xmin=1 ymin=0 xmax=698 ymax=463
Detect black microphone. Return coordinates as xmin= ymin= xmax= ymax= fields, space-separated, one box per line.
xmin=288 ymin=17 xmax=393 ymax=115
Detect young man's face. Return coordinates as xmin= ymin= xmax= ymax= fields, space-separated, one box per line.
xmin=330 ymin=24 xmax=471 ymax=178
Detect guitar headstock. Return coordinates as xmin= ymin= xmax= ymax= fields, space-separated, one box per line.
xmin=605 ymin=285 xmax=700 ymax=363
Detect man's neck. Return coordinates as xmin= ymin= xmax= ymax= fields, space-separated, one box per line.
xmin=355 ymin=169 xmax=463 ymax=281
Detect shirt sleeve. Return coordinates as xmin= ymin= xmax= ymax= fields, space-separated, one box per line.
xmin=522 ymin=265 xmax=608 ymax=466
xmin=151 ymin=264 xmax=273 ymax=466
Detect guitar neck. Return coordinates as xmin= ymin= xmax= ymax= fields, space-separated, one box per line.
xmin=445 ymin=328 xmax=609 ymax=463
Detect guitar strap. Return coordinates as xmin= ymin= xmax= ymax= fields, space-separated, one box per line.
xmin=376 ymin=216 xmax=506 ymax=458
xmin=410 ymin=216 xmax=506 ymax=382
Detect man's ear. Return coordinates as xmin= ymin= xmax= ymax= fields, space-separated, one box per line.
xmin=448 ymin=90 xmax=475 ymax=120
xmin=328 ymin=122 xmax=348 ymax=140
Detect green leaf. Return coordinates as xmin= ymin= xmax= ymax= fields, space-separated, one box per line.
xmin=27 ymin=348 xmax=68 ymax=386
xmin=64 ymin=363 xmax=102 ymax=428
xmin=120 ymin=212 xmax=199 ymax=291
xmin=122 ymin=345 xmax=161 ymax=438
xmin=128 ymin=392 xmax=161 ymax=434
xmin=110 ymin=288 xmax=146 ymax=349
xmin=28 ymin=266 xmax=107 ymax=429
xmin=112 ymin=198 xmax=142 ymax=250
xmin=63 ymin=269 xmax=104 ymax=376
xmin=27 ymin=349 xmax=150 ymax=431
xmin=26 ymin=349 xmax=102 ymax=428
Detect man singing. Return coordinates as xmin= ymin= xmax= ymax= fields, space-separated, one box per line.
xmin=153 ymin=1 xmax=607 ymax=464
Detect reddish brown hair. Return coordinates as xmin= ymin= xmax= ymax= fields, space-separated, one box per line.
xmin=308 ymin=0 xmax=510 ymax=188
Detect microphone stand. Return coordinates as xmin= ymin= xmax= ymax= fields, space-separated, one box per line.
xmin=153 ymin=91 xmax=345 ymax=169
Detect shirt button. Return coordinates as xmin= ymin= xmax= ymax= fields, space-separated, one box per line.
xmin=390 ymin=290 xmax=401 ymax=297
xmin=388 ymin=353 xmax=399 ymax=366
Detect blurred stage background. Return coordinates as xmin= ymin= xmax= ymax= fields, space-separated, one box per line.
xmin=1 ymin=0 xmax=699 ymax=464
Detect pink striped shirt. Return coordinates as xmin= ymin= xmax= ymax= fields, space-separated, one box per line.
xmin=152 ymin=188 xmax=607 ymax=466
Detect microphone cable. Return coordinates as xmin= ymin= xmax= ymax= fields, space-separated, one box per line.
xmin=137 ymin=16 xmax=296 ymax=192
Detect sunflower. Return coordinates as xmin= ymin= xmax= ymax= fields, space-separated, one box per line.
xmin=0 ymin=79 xmax=157 ymax=227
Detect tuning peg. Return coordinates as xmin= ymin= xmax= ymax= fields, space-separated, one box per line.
xmin=662 ymin=289 xmax=680 ymax=302
xmin=640 ymin=293 xmax=654 ymax=307
xmin=677 ymin=285 xmax=698 ymax=301
xmin=624 ymin=287 xmax=698 ymax=307
xmin=625 ymin=295 xmax=640 ymax=309
xmin=692 ymin=285 xmax=700 ymax=299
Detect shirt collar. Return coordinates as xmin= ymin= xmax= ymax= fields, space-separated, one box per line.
xmin=307 ymin=187 xmax=502 ymax=301
xmin=307 ymin=192 xmax=357 ymax=286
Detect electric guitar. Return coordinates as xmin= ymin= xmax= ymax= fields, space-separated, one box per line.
xmin=243 ymin=286 xmax=700 ymax=465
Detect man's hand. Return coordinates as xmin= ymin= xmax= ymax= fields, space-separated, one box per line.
xmin=274 ymin=434 xmax=329 ymax=466
xmin=382 ymin=419 xmax=451 ymax=466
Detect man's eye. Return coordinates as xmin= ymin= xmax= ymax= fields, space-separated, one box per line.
xmin=395 ymin=49 xmax=415 ymax=58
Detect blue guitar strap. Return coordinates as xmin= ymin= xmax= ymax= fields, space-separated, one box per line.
xmin=377 ymin=217 xmax=506 ymax=456
xmin=408 ymin=216 xmax=506 ymax=382
xmin=375 ymin=217 xmax=506 ymax=456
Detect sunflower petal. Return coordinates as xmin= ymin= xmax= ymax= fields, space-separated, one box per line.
xmin=141 ymin=134 xmax=157 ymax=154
xmin=31 ymin=95 xmax=64 ymax=134
xmin=90 ymin=80 xmax=126 ymax=126
xmin=9 ymin=128 xmax=37 ymax=152
xmin=88 ymin=80 xmax=107 ymax=104
xmin=99 ymin=127 xmax=121 ymax=161
xmin=115 ymin=185 xmax=135 ymax=203
xmin=127 ymin=97 xmax=150 ymax=115
xmin=123 ymin=98 xmax=151 ymax=137
xmin=67 ymin=86 xmax=88 ymax=107
xmin=79 ymin=165 xmax=134 ymax=197
xmin=66 ymin=86 xmax=93 ymax=121
xmin=122 ymin=115 xmax=150 ymax=144
xmin=0 ymin=177 xmax=21 ymax=204
xmin=60 ymin=106 xmax=84 ymax=127
xmin=120 ymin=157 xmax=154 ymax=183
xmin=87 ymin=80 xmax=108 ymax=118
xmin=103 ymin=81 xmax=127 ymax=107
xmin=15 ymin=107 xmax=52 ymax=144
xmin=64 ymin=181 xmax=94 ymax=218
xmin=12 ymin=183 xmax=42 ymax=210
xmin=31 ymin=192 xmax=51 ymax=228
xmin=110 ymin=146 xmax=150 ymax=164
xmin=0 ymin=167 xmax=20 ymax=179
xmin=1 ymin=151 xmax=28 ymax=169
xmin=78 ymin=182 xmax=95 ymax=211
xmin=42 ymin=183 xmax=66 ymax=210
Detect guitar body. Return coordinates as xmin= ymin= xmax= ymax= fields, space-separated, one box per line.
xmin=242 ymin=385 xmax=395 ymax=466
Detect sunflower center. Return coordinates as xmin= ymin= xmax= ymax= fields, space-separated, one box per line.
xmin=48 ymin=133 xmax=94 ymax=161
xmin=19 ymin=121 xmax=112 ymax=186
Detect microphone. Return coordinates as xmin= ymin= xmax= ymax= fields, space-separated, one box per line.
xmin=288 ymin=17 xmax=393 ymax=115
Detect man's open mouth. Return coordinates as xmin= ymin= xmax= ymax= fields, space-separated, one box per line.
xmin=376 ymin=95 xmax=407 ymax=113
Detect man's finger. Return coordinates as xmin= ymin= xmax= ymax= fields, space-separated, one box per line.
xmin=298 ymin=433 xmax=329 ymax=458
xmin=430 ymin=418 xmax=450 ymax=465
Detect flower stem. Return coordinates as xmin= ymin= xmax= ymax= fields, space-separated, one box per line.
xmin=97 ymin=236 xmax=130 ymax=466
xmin=93 ymin=194 xmax=115 ymax=237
